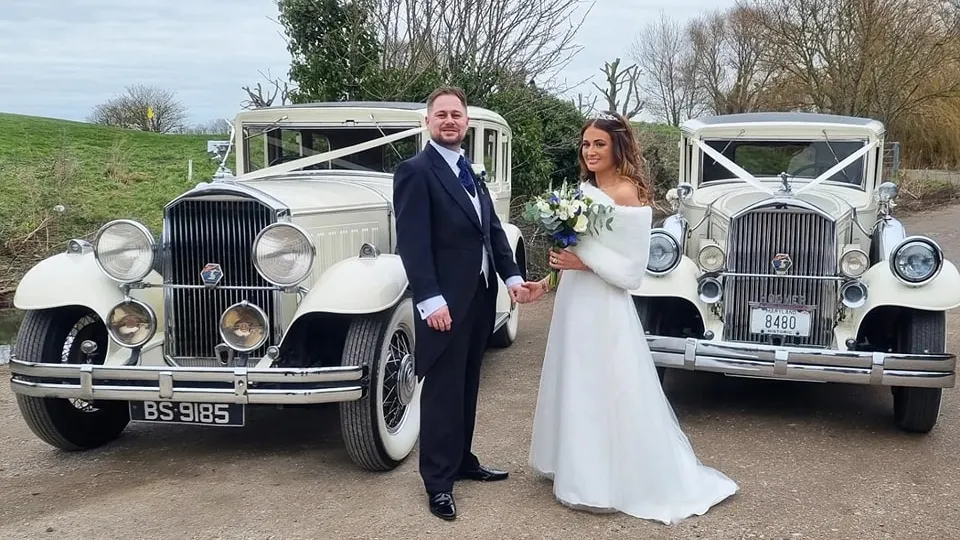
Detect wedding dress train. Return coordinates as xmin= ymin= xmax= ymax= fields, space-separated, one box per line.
xmin=528 ymin=182 xmax=738 ymax=525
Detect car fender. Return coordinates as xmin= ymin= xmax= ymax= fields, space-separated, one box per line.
xmin=630 ymin=256 xmax=708 ymax=321
xmin=13 ymin=251 xmax=165 ymax=330
xmin=289 ymin=254 xmax=409 ymax=322
xmin=852 ymin=259 xmax=960 ymax=330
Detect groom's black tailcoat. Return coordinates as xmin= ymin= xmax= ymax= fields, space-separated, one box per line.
xmin=393 ymin=142 xmax=521 ymax=494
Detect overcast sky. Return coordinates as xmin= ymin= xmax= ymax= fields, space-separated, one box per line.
xmin=0 ymin=0 xmax=735 ymax=126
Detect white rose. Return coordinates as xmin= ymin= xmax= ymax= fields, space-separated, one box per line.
xmin=573 ymin=214 xmax=588 ymax=233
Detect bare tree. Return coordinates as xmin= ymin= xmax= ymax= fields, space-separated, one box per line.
xmin=242 ymin=69 xmax=295 ymax=109
xmin=630 ymin=12 xmax=702 ymax=125
xmin=572 ymin=92 xmax=599 ymax=117
xmin=687 ymin=4 xmax=779 ymax=115
xmin=591 ymin=58 xmax=645 ymax=119
xmin=754 ymin=0 xmax=960 ymax=125
xmin=88 ymin=84 xmax=189 ymax=133
xmin=370 ymin=0 xmax=594 ymax=92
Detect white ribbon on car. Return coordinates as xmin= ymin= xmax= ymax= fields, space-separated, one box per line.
xmin=693 ymin=138 xmax=775 ymax=195
xmin=240 ymin=125 xmax=428 ymax=181
xmin=793 ymin=138 xmax=880 ymax=195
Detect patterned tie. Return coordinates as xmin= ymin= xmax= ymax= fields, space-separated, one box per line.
xmin=457 ymin=156 xmax=476 ymax=197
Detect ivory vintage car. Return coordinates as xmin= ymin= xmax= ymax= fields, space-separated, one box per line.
xmin=635 ymin=112 xmax=958 ymax=433
xmin=8 ymin=101 xmax=527 ymax=470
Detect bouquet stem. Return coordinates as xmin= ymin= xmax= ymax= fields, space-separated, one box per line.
xmin=547 ymin=268 xmax=560 ymax=290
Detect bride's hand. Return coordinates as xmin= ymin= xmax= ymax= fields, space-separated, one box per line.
xmin=549 ymin=248 xmax=589 ymax=271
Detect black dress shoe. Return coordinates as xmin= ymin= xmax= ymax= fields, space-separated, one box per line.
xmin=428 ymin=491 xmax=457 ymax=520
xmin=456 ymin=464 xmax=509 ymax=482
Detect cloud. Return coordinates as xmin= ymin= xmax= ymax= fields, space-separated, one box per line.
xmin=0 ymin=0 xmax=291 ymax=124
xmin=0 ymin=0 xmax=732 ymax=125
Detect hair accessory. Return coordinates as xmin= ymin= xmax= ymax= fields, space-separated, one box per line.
xmin=591 ymin=111 xmax=620 ymax=122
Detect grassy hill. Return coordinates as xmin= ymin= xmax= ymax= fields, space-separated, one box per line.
xmin=0 ymin=113 xmax=225 ymax=303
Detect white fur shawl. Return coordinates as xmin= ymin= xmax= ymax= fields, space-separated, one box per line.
xmin=570 ymin=185 xmax=653 ymax=291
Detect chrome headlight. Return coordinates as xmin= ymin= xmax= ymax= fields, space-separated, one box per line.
xmin=252 ymin=223 xmax=315 ymax=287
xmin=840 ymin=248 xmax=869 ymax=278
xmin=698 ymin=243 xmax=725 ymax=272
xmin=889 ymin=236 xmax=942 ymax=285
xmin=648 ymin=229 xmax=681 ymax=275
xmin=840 ymin=280 xmax=868 ymax=308
xmin=94 ymin=220 xmax=155 ymax=283
xmin=106 ymin=298 xmax=157 ymax=348
xmin=219 ymin=301 xmax=269 ymax=352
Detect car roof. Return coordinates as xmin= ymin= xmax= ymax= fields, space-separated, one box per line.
xmin=682 ymin=112 xmax=885 ymax=136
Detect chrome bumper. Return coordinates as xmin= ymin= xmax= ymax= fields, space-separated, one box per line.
xmin=8 ymin=358 xmax=367 ymax=404
xmin=648 ymin=336 xmax=956 ymax=388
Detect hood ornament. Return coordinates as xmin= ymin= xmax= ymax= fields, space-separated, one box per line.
xmin=778 ymin=171 xmax=792 ymax=195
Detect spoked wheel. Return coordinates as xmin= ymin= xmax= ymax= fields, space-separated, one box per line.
xmin=14 ymin=307 xmax=130 ymax=450
xmin=339 ymin=295 xmax=421 ymax=471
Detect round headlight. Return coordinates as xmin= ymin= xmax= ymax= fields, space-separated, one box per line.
xmin=697 ymin=276 xmax=723 ymax=304
xmin=840 ymin=280 xmax=868 ymax=308
xmin=840 ymin=249 xmax=869 ymax=278
xmin=889 ymin=236 xmax=943 ymax=285
xmin=698 ymin=244 xmax=725 ymax=272
xmin=219 ymin=301 xmax=269 ymax=352
xmin=106 ymin=298 xmax=157 ymax=348
xmin=648 ymin=230 xmax=681 ymax=275
xmin=94 ymin=220 xmax=155 ymax=283
xmin=252 ymin=223 xmax=315 ymax=287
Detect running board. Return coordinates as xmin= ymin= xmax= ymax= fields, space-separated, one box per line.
xmin=493 ymin=311 xmax=510 ymax=332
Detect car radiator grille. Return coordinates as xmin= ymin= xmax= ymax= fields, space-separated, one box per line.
xmin=723 ymin=207 xmax=837 ymax=348
xmin=163 ymin=198 xmax=278 ymax=365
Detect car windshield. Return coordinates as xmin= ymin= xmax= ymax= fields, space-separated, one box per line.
xmin=700 ymin=139 xmax=868 ymax=187
xmin=242 ymin=125 xmax=422 ymax=174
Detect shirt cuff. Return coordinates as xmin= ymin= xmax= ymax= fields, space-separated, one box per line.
xmin=416 ymin=295 xmax=447 ymax=319
xmin=504 ymin=275 xmax=523 ymax=288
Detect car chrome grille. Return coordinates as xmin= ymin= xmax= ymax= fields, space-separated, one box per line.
xmin=163 ymin=198 xmax=278 ymax=365
xmin=723 ymin=207 xmax=837 ymax=348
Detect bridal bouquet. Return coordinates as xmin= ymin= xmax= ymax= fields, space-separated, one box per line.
xmin=522 ymin=183 xmax=614 ymax=289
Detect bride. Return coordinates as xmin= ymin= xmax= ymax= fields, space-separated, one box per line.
xmin=524 ymin=111 xmax=739 ymax=524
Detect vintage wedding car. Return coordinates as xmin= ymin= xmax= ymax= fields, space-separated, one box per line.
xmin=637 ymin=112 xmax=958 ymax=433
xmin=8 ymin=101 xmax=526 ymax=471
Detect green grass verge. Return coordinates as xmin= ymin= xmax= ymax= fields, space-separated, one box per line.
xmin=0 ymin=112 xmax=224 ymax=303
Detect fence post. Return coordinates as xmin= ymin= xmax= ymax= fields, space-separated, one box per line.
xmin=189 ymin=159 xmax=194 ymax=181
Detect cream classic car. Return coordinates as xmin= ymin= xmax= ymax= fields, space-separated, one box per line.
xmin=636 ymin=112 xmax=959 ymax=433
xmin=8 ymin=101 xmax=527 ymax=470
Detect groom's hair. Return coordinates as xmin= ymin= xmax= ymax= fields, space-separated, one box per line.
xmin=426 ymin=86 xmax=468 ymax=111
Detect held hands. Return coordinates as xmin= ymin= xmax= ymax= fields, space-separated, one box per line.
xmin=509 ymin=281 xmax=549 ymax=303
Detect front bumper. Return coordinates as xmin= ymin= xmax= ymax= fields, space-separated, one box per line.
xmin=8 ymin=358 xmax=367 ymax=404
xmin=648 ymin=336 xmax=956 ymax=388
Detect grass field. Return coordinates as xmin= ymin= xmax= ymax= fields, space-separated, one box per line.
xmin=0 ymin=113 xmax=225 ymax=303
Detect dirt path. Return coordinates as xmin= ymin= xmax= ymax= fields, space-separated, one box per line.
xmin=2 ymin=206 xmax=960 ymax=539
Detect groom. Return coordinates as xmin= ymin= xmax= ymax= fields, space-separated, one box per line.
xmin=392 ymin=86 xmax=536 ymax=521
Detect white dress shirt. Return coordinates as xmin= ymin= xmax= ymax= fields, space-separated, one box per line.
xmin=415 ymin=140 xmax=523 ymax=319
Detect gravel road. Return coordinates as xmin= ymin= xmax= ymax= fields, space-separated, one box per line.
xmin=2 ymin=206 xmax=960 ymax=540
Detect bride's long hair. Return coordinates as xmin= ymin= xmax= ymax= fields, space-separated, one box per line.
xmin=577 ymin=111 xmax=652 ymax=205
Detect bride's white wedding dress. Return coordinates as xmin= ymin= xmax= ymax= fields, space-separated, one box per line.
xmin=528 ymin=182 xmax=738 ymax=525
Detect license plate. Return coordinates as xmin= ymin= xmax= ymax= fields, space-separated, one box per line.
xmin=129 ymin=401 xmax=245 ymax=427
xmin=749 ymin=307 xmax=811 ymax=337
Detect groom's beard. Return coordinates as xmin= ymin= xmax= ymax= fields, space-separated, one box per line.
xmin=431 ymin=133 xmax=464 ymax=150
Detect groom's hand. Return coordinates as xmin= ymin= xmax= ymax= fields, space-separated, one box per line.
xmin=426 ymin=306 xmax=452 ymax=331
xmin=508 ymin=284 xmax=529 ymax=304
